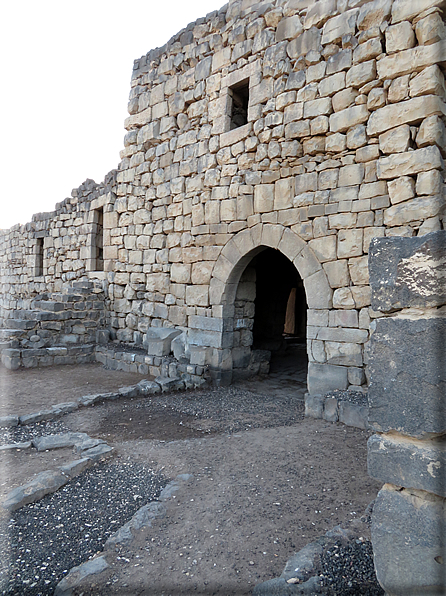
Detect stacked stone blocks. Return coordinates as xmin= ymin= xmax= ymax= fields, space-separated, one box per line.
xmin=0 ymin=0 xmax=445 ymax=392
xmin=367 ymin=231 xmax=445 ymax=595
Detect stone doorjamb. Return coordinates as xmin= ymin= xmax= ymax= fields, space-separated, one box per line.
xmin=206 ymin=223 xmax=333 ymax=385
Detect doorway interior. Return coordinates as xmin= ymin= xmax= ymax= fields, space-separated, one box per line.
xmin=234 ymin=247 xmax=308 ymax=388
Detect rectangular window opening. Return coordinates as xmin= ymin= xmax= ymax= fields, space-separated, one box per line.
xmin=35 ymin=238 xmax=44 ymax=277
xmin=95 ymin=207 xmax=104 ymax=271
xmin=229 ymin=79 xmax=249 ymax=130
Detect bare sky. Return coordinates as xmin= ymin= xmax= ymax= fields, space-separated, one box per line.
xmin=0 ymin=0 xmax=225 ymax=229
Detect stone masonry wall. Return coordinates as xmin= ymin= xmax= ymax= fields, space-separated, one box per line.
xmin=0 ymin=0 xmax=445 ymax=390
xmin=367 ymin=231 xmax=445 ymax=595
xmin=0 ymin=174 xmax=116 ymax=323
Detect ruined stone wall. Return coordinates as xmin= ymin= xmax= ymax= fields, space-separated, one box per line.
xmin=0 ymin=0 xmax=445 ymax=389
xmin=0 ymin=175 xmax=116 ymax=322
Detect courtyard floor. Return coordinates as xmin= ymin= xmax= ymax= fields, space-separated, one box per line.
xmin=0 ymin=360 xmax=381 ymax=595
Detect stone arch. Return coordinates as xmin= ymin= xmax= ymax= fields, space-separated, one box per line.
xmin=208 ymin=223 xmax=333 ymax=386
xmin=210 ymin=223 xmax=333 ymax=310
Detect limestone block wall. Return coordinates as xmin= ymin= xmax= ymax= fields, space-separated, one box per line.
xmin=108 ymin=0 xmax=445 ymax=385
xmin=0 ymin=174 xmax=116 ymax=324
xmin=0 ymin=0 xmax=445 ymax=389
xmin=366 ymin=231 xmax=446 ymax=595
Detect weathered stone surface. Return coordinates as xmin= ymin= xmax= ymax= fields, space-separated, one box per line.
xmin=357 ymin=0 xmax=392 ymax=30
xmin=33 ymin=432 xmax=90 ymax=452
xmin=391 ymin=0 xmax=445 ymax=24
xmin=304 ymin=393 xmax=324 ymax=418
xmin=0 ymin=415 xmax=19 ymax=428
xmin=332 ymin=287 xmax=355 ymax=309
xmin=54 ymin=556 xmax=109 ymax=596
xmin=74 ymin=437 xmax=106 ymax=454
xmin=136 ymin=379 xmax=161 ymax=394
xmin=367 ymin=95 xmax=445 ymax=136
xmin=287 ymin=27 xmax=321 ymax=59
xmin=155 ymin=376 xmax=185 ymax=392
xmin=276 ymin=16 xmax=303 ymax=42
xmin=376 ymin=41 xmax=445 ymax=80
xmin=145 ymin=327 xmax=182 ymax=356
xmin=2 ymin=470 xmax=68 ymax=511
xmin=329 ymin=104 xmax=369 ymax=133
xmin=304 ymin=0 xmax=336 ymax=29
xmin=416 ymin=114 xmax=446 ymax=149
xmin=346 ymin=59 xmax=376 ymax=88
xmin=387 ymin=176 xmax=415 ymax=205
xmin=51 ymin=402 xmax=79 ymax=416
xmin=19 ymin=410 xmax=55 ymax=425
xmin=322 ymin=9 xmax=359 ymax=45
xmin=307 ymin=362 xmax=348 ymax=395
xmin=416 ymin=169 xmax=443 ymax=196
xmin=0 ymin=441 xmax=32 ymax=450
xmin=323 ymin=397 xmax=339 ymax=422
xmin=384 ymin=195 xmax=444 ymax=227
xmin=368 ymin=434 xmax=446 ymax=497
xmin=379 ymin=124 xmax=410 ymax=154
xmin=386 ymin=22 xmax=415 ymax=56
xmin=337 ymin=229 xmax=363 ymax=259
xmin=416 ymin=12 xmax=445 ymax=47
xmin=59 ymin=458 xmax=92 ymax=479
xmin=367 ymin=316 xmax=446 ymax=437
xmin=106 ymin=501 xmax=166 ymax=547
xmin=338 ymin=401 xmax=368 ymax=429
xmin=80 ymin=444 xmax=114 ymax=461
xmin=325 ymin=341 xmax=363 ymax=366
xmin=371 ymin=485 xmax=446 ymax=596
xmin=369 ymin=232 xmax=446 ymax=311
xmin=377 ymin=146 xmax=444 ymax=179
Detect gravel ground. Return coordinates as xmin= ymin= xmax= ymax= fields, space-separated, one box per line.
xmin=0 ymin=365 xmax=383 ymax=596
xmin=0 ymin=462 xmax=167 ymax=596
xmin=323 ymin=390 xmax=367 ymax=406
xmin=110 ymin=385 xmax=305 ymax=434
xmin=320 ymin=539 xmax=384 ymax=595
xmin=0 ymin=421 xmax=71 ymax=447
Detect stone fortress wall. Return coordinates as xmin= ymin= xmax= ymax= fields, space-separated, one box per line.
xmin=0 ymin=0 xmax=445 ymax=392
xmin=0 ymin=1 xmax=445 ymax=593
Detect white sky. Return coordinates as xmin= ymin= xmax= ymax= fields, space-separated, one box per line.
xmin=0 ymin=0 xmax=226 ymax=230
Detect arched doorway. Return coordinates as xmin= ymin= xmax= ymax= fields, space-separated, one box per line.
xmin=232 ymin=247 xmax=308 ymax=381
xmin=208 ymin=223 xmax=334 ymax=389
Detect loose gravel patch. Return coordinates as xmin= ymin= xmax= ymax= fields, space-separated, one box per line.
xmin=0 ymin=462 xmax=167 ymax=596
xmin=323 ymin=390 xmax=367 ymax=407
xmin=139 ymin=385 xmax=305 ymax=433
xmin=320 ymin=539 xmax=384 ymax=595
xmin=0 ymin=421 xmax=71 ymax=447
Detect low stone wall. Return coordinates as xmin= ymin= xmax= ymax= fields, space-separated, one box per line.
xmin=95 ymin=344 xmax=208 ymax=388
xmin=0 ymin=280 xmax=105 ymax=370
xmin=366 ymin=231 xmax=446 ymax=595
xmin=1 ymin=345 xmax=96 ymax=370
xmin=305 ymin=388 xmax=368 ymax=429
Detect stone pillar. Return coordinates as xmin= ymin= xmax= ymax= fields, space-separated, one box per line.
xmin=367 ymin=231 xmax=446 ymax=596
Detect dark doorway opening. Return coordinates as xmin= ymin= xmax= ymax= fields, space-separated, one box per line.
xmin=231 ymin=247 xmax=308 ymax=380
xmin=252 ymin=248 xmax=307 ymax=353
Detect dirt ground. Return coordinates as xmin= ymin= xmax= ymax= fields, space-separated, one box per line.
xmin=0 ymin=363 xmax=150 ymax=417
xmin=0 ymin=363 xmax=382 ymax=595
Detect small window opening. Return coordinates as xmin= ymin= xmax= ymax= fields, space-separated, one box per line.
xmin=95 ymin=208 xmax=104 ymax=271
xmin=229 ymin=79 xmax=249 ymax=130
xmin=35 ymin=238 xmax=44 ymax=277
